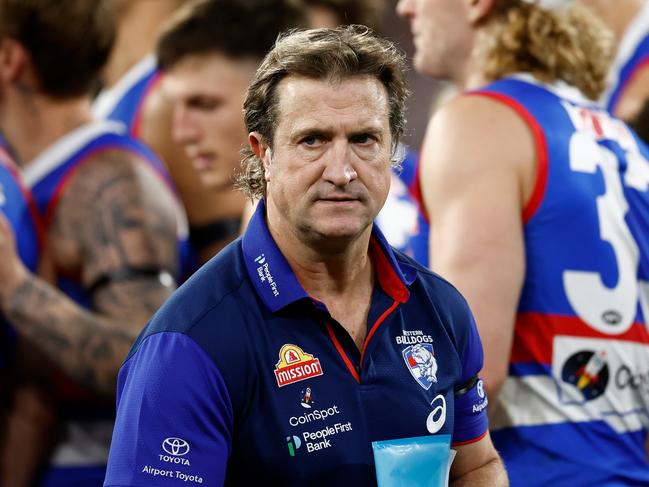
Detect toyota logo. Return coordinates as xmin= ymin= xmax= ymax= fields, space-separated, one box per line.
xmin=162 ymin=437 xmax=190 ymax=456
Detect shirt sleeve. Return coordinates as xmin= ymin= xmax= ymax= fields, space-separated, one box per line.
xmin=452 ymin=311 xmax=489 ymax=445
xmin=104 ymin=331 xmax=233 ymax=487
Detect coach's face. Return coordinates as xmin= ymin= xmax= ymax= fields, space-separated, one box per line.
xmin=251 ymin=74 xmax=392 ymax=249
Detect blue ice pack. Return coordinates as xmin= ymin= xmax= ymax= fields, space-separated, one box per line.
xmin=372 ymin=434 xmax=451 ymax=487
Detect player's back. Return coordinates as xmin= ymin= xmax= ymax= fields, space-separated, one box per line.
xmin=473 ymin=74 xmax=649 ymax=486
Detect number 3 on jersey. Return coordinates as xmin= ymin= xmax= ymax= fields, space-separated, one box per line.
xmin=562 ymin=105 xmax=649 ymax=335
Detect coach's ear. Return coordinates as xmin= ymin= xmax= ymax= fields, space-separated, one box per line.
xmin=248 ymin=132 xmax=272 ymax=183
xmin=465 ymin=0 xmax=495 ymax=24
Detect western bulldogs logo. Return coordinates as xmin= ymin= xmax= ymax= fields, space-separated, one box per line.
xmin=403 ymin=343 xmax=438 ymax=390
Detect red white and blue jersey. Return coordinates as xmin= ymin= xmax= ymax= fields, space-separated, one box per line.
xmin=602 ymin=1 xmax=649 ymax=115
xmin=92 ymin=55 xmax=160 ymax=138
xmin=23 ymin=120 xmax=191 ymax=307
xmin=0 ymin=141 xmax=41 ymax=367
xmin=93 ymin=56 xmax=198 ymax=276
xmin=472 ymin=75 xmax=649 ymax=486
xmin=104 ymin=200 xmax=488 ymax=486
xmin=376 ymin=147 xmax=430 ymax=267
xmin=21 ymin=120 xmax=189 ymax=487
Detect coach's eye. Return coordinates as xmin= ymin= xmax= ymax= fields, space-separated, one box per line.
xmin=351 ymin=133 xmax=377 ymax=146
xmin=301 ymin=135 xmax=325 ymax=147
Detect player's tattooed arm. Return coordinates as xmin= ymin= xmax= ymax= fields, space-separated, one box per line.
xmin=0 ymin=150 xmax=179 ymax=395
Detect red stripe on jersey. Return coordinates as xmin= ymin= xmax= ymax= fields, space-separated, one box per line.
xmin=0 ymin=157 xmax=46 ymax=252
xmin=130 ymin=71 xmax=162 ymax=139
xmin=511 ymin=312 xmax=649 ymax=365
xmin=41 ymin=147 xmax=117 ymax=231
xmin=409 ymin=151 xmax=430 ymax=223
xmin=451 ymin=429 xmax=488 ymax=447
xmin=467 ymin=91 xmax=549 ymax=224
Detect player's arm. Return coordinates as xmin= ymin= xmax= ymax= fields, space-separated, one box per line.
xmin=0 ymin=151 xmax=179 ymax=395
xmin=421 ymin=95 xmax=535 ymax=399
xmin=614 ymin=65 xmax=649 ymax=122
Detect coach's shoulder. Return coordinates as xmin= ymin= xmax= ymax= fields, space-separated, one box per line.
xmin=129 ymin=240 xmax=252 ymax=347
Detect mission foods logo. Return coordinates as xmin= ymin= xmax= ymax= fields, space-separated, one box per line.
xmin=274 ymin=344 xmax=323 ymax=387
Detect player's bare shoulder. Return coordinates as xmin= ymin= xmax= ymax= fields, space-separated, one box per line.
xmin=50 ymin=147 xmax=179 ymax=281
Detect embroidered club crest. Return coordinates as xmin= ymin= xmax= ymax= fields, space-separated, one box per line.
xmin=402 ymin=343 xmax=438 ymax=390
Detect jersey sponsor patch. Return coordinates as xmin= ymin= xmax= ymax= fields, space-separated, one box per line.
xmin=274 ymin=344 xmax=323 ymax=387
xmin=402 ymin=343 xmax=438 ymax=390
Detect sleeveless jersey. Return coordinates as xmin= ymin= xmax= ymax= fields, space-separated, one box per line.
xmin=601 ymin=1 xmax=649 ymax=115
xmin=376 ymin=147 xmax=430 ymax=267
xmin=93 ymin=56 xmax=198 ymax=275
xmin=0 ymin=143 xmax=41 ymax=367
xmin=21 ymin=120 xmax=189 ymax=487
xmin=92 ymin=55 xmax=160 ymax=138
xmin=472 ymin=75 xmax=649 ymax=486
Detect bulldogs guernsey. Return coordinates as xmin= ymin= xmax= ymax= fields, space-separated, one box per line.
xmin=21 ymin=120 xmax=189 ymax=487
xmin=601 ymin=1 xmax=649 ymax=115
xmin=104 ymin=200 xmax=489 ymax=486
xmin=376 ymin=147 xmax=430 ymax=267
xmin=92 ymin=55 xmax=159 ymax=137
xmin=0 ymin=143 xmax=41 ymax=366
xmin=472 ymin=75 xmax=649 ymax=485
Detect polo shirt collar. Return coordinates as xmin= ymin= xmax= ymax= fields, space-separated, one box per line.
xmin=242 ymin=199 xmax=415 ymax=313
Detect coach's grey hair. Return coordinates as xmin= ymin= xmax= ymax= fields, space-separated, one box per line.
xmin=235 ymin=25 xmax=409 ymax=200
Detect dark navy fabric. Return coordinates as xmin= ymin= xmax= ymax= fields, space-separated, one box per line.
xmin=473 ymin=76 xmax=649 ymax=486
xmin=105 ymin=200 xmax=488 ymax=486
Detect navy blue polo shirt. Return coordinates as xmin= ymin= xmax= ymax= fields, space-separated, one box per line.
xmin=104 ymin=201 xmax=488 ymax=486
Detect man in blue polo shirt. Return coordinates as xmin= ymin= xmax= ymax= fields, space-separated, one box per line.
xmin=104 ymin=26 xmax=507 ymax=486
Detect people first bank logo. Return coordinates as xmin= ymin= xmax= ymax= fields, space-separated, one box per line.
xmin=274 ymin=344 xmax=323 ymax=387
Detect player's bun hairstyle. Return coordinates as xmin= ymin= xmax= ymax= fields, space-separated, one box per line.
xmin=482 ymin=0 xmax=613 ymax=100
xmin=0 ymin=0 xmax=115 ymax=99
xmin=236 ymin=25 xmax=409 ymax=200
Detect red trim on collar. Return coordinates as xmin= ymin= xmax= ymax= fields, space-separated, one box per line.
xmin=361 ymin=299 xmax=398 ymax=366
xmin=370 ymin=238 xmax=409 ymax=303
xmin=325 ymin=321 xmax=360 ymax=383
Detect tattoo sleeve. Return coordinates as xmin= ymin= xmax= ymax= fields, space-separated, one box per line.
xmin=5 ymin=150 xmax=179 ymax=396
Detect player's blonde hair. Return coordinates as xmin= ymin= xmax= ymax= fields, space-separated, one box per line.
xmin=481 ymin=0 xmax=613 ymax=100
